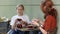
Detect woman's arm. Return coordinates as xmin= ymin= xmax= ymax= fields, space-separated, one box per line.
xmin=32 ymin=19 xmax=47 ymax=34
xmin=39 ymin=27 xmax=47 ymax=34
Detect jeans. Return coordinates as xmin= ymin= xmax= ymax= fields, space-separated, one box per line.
xmin=38 ymin=31 xmax=42 ymax=34
xmin=12 ymin=30 xmax=24 ymax=34
xmin=7 ymin=30 xmax=42 ymax=34
xmin=7 ymin=30 xmax=33 ymax=34
xmin=29 ymin=31 xmax=34 ymax=34
xmin=7 ymin=30 xmax=13 ymax=34
xmin=38 ymin=32 xmax=42 ymax=34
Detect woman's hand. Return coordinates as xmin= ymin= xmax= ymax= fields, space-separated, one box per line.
xmin=32 ymin=19 xmax=40 ymax=26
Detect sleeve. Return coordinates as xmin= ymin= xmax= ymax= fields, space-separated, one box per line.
xmin=10 ymin=17 xmax=16 ymax=26
xmin=43 ymin=16 xmax=52 ymax=31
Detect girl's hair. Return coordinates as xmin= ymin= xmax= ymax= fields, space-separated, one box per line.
xmin=16 ymin=4 xmax=24 ymax=10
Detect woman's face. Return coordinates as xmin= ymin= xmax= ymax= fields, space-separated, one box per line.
xmin=41 ymin=1 xmax=53 ymax=14
xmin=42 ymin=6 xmax=47 ymax=14
xmin=45 ymin=1 xmax=53 ymax=7
xmin=43 ymin=6 xmax=52 ymax=15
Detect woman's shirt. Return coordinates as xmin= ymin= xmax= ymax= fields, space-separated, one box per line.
xmin=43 ymin=15 xmax=56 ymax=31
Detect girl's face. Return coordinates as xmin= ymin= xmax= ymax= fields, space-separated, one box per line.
xmin=17 ymin=6 xmax=24 ymax=14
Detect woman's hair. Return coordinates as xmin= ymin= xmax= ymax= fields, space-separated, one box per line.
xmin=46 ymin=8 xmax=57 ymax=19
xmin=16 ymin=4 xmax=24 ymax=10
xmin=40 ymin=0 xmax=53 ymax=13
xmin=41 ymin=0 xmax=53 ymax=7
xmin=43 ymin=0 xmax=57 ymax=19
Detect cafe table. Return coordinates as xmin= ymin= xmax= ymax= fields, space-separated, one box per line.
xmin=18 ymin=27 xmax=41 ymax=34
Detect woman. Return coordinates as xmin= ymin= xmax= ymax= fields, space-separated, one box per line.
xmin=32 ymin=0 xmax=57 ymax=34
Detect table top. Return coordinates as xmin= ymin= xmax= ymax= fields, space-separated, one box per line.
xmin=18 ymin=28 xmax=39 ymax=31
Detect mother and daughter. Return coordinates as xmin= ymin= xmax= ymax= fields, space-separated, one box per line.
xmin=7 ymin=0 xmax=57 ymax=34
